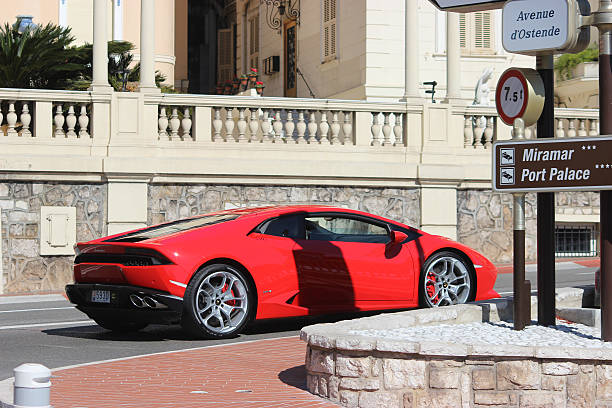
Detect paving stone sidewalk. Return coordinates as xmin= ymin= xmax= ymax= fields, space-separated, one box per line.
xmin=50 ymin=336 xmax=338 ymax=408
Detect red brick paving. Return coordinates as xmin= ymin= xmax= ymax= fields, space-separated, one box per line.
xmin=51 ymin=336 xmax=339 ymax=408
xmin=495 ymin=257 xmax=600 ymax=274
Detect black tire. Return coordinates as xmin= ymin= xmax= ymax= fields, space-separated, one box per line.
xmin=181 ymin=263 xmax=254 ymax=339
xmin=93 ymin=318 xmax=148 ymax=333
xmin=419 ymin=251 xmax=475 ymax=308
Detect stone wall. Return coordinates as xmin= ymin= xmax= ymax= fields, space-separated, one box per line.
xmin=457 ymin=190 xmax=601 ymax=263
xmin=306 ymin=350 xmax=612 ymax=408
xmin=148 ymin=185 xmax=421 ymax=227
xmin=0 ymin=183 xmax=106 ymax=293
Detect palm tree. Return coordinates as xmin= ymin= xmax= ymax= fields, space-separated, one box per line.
xmin=0 ymin=21 xmax=84 ymax=89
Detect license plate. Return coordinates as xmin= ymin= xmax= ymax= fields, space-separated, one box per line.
xmin=91 ymin=290 xmax=111 ymax=303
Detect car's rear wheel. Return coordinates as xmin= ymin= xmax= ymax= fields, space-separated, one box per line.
xmin=93 ymin=318 xmax=148 ymax=333
xmin=420 ymin=251 xmax=474 ymax=308
xmin=181 ymin=263 xmax=254 ymax=339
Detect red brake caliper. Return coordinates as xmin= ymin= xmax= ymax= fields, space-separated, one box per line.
xmin=426 ymin=272 xmax=439 ymax=304
xmin=222 ymin=283 xmax=236 ymax=307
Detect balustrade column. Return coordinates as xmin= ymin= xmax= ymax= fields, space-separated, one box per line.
xmin=307 ymin=111 xmax=318 ymax=144
xmin=225 ymin=108 xmax=235 ymax=141
xmin=248 ymin=109 xmax=259 ymax=142
xmin=330 ymin=111 xmax=341 ymax=144
xmin=464 ymin=115 xmax=473 ymax=147
xmin=20 ymin=103 xmax=31 ymax=137
xmin=169 ymin=108 xmax=180 ymax=140
xmin=393 ymin=113 xmax=404 ymax=147
xmin=212 ymin=107 xmax=223 ymax=142
xmin=237 ymin=108 xmax=248 ymax=142
xmin=371 ymin=113 xmax=381 ymax=146
xmin=65 ymin=105 xmax=77 ymax=138
xmin=342 ymin=112 xmax=353 ymax=145
xmin=285 ymin=110 xmax=296 ymax=143
xmin=556 ymin=118 xmax=565 ymax=138
xmin=158 ymin=107 xmax=168 ymax=139
xmin=6 ymin=102 xmax=17 ymax=137
xmin=319 ymin=111 xmax=330 ymax=144
xmin=181 ymin=108 xmax=192 ymax=140
xmin=272 ymin=110 xmax=283 ymax=143
xmin=296 ymin=111 xmax=307 ymax=143
xmin=78 ymin=104 xmax=90 ymax=138
xmin=382 ymin=113 xmax=392 ymax=146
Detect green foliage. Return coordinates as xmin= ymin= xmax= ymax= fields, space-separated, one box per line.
xmin=554 ymin=46 xmax=599 ymax=81
xmin=70 ymin=40 xmax=167 ymax=91
xmin=0 ymin=22 xmax=85 ymax=89
xmin=0 ymin=19 xmax=167 ymax=91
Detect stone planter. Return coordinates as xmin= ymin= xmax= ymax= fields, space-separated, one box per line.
xmin=301 ymin=296 xmax=612 ymax=407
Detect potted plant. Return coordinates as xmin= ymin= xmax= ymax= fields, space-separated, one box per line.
xmin=216 ymin=83 xmax=224 ymax=95
xmin=255 ymin=81 xmax=265 ymax=96
xmin=248 ymin=68 xmax=258 ymax=85
xmin=231 ymin=77 xmax=240 ymax=94
xmin=224 ymin=81 xmax=232 ymax=94
xmin=239 ymin=74 xmax=249 ymax=90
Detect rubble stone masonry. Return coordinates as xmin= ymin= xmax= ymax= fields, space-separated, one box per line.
xmin=0 ymin=183 xmax=106 ymax=293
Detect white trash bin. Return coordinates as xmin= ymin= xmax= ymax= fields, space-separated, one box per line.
xmin=13 ymin=364 xmax=51 ymax=408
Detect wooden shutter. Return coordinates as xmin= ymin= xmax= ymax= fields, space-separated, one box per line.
xmin=459 ymin=14 xmax=467 ymax=49
xmin=459 ymin=11 xmax=494 ymax=55
xmin=249 ymin=14 xmax=259 ymax=70
xmin=474 ymin=12 xmax=492 ymax=51
xmin=217 ymin=28 xmax=234 ymax=83
xmin=323 ymin=0 xmax=337 ymax=61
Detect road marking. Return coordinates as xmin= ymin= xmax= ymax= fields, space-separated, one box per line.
xmin=0 ymin=295 xmax=67 ymax=305
xmin=0 ymin=320 xmax=93 ymax=330
xmin=0 ymin=307 xmax=75 ymax=314
xmin=577 ymin=272 xmax=595 ymax=275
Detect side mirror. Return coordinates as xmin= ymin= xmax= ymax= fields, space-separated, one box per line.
xmin=390 ymin=230 xmax=408 ymax=244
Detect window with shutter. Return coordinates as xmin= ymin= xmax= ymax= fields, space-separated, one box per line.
xmin=217 ymin=28 xmax=234 ymax=84
xmin=458 ymin=11 xmax=494 ymax=55
xmin=322 ymin=0 xmax=337 ymax=62
xmin=249 ymin=14 xmax=259 ymax=71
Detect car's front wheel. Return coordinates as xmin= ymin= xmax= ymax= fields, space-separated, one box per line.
xmin=181 ymin=263 xmax=254 ymax=339
xmin=420 ymin=251 xmax=474 ymax=308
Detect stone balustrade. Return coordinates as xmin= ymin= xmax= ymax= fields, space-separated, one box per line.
xmin=150 ymin=94 xmax=410 ymax=147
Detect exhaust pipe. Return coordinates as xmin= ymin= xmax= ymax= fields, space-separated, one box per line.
xmin=143 ymin=296 xmax=167 ymax=309
xmin=129 ymin=294 xmax=145 ymax=308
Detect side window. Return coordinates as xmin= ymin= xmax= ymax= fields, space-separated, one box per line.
xmin=305 ymin=216 xmax=389 ymax=243
xmin=259 ymin=215 xmax=302 ymax=238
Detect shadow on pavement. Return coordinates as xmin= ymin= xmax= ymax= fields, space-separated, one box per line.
xmin=42 ymin=309 xmax=410 ymax=342
xmin=278 ymin=365 xmax=308 ymax=391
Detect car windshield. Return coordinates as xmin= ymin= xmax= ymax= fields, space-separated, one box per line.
xmin=105 ymin=214 xmax=239 ymax=242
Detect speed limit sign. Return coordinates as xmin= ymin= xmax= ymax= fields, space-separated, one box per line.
xmin=495 ymin=68 xmax=545 ymax=127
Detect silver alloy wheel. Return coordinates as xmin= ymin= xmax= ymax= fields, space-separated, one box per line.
xmin=424 ymin=256 xmax=471 ymax=307
xmin=194 ymin=269 xmax=249 ymax=334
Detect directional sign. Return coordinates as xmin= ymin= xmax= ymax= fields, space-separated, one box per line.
xmin=493 ymin=136 xmax=612 ymax=192
xmin=427 ymin=0 xmax=505 ymax=12
xmin=495 ymin=68 xmax=544 ymax=127
xmin=502 ymin=0 xmax=590 ymax=55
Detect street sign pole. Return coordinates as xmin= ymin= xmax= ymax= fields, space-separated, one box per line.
xmin=591 ymin=0 xmax=612 ymax=341
xmin=512 ymin=119 xmax=530 ymax=330
xmin=536 ymin=54 xmax=556 ymax=327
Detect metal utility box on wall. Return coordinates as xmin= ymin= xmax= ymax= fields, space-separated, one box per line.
xmin=264 ymin=56 xmax=280 ymax=75
xmin=40 ymin=206 xmax=76 ymax=256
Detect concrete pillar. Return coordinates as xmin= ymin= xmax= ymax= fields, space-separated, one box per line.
xmin=445 ymin=12 xmax=461 ymax=103
xmin=107 ymin=178 xmax=149 ymax=235
xmin=401 ymin=0 xmax=420 ymax=102
xmin=139 ymin=0 xmax=160 ymax=93
xmin=90 ymin=0 xmax=112 ymax=92
xmin=420 ymin=186 xmax=458 ymax=240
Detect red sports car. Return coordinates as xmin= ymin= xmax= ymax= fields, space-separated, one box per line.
xmin=66 ymin=205 xmax=499 ymax=338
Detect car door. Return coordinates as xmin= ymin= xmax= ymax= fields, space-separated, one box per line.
xmin=293 ymin=213 xmax=415 ymax=310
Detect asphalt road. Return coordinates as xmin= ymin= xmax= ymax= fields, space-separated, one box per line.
xmin=0 ymin=263 xmax=597 ymax=380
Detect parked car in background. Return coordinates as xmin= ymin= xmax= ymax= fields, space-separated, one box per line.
xmin=66 ymin=205 xmax=499 ymax=339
